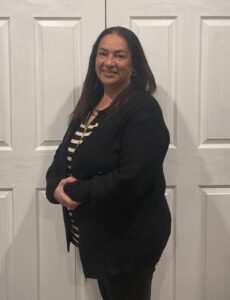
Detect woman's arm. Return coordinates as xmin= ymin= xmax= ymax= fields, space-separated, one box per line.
xmin=46 ymin=121 xmax=75 ymax=205
xmin=46 ymin=143 xmax=65 ymax=204
xmin=63 ymin=101 xmax=170 ymax=212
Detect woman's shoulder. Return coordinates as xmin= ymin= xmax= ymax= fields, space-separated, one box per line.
xmin=126 ymin=91 xmax=164 ymax=120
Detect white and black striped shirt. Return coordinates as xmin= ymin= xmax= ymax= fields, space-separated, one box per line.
xmin=66 ymin=121 xmax=99 ymax=247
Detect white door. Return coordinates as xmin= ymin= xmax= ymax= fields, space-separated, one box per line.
xmin=1 ymin=1 xmax=230 ymax=300
xmin=0 ymin=1 xmax=104 ymax=300
xmin=106 ymin=1 xmax=230 ymax=300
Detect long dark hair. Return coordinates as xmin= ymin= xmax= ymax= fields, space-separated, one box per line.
xmin=71 ymin=26 xmax=156 ymax=122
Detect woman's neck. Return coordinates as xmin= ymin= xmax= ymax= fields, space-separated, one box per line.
xmin=95 ymin=94 xmax=113 ymax=110
xmin=100 ymin=80 xmax=131 ymax=108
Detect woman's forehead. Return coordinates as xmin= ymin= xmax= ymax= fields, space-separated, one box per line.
xmin=98 ymin=33 xmax=130 ymax=52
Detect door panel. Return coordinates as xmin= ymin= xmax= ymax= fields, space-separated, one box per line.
xmin=0 ymin=1 xmax=104 ymax=300
xmin=106 ymin=1 xmax=230 ymax=300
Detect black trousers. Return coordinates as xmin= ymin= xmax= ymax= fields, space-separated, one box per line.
xmin=97 ymin=269 xmax=154 ymax=300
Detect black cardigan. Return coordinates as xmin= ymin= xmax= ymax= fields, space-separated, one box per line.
xmin=46 ymin=91 xmax=171 ymax=278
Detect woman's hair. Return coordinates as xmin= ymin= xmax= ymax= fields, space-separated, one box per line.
xmin=71 ymin=26 xmax=156 ymax=122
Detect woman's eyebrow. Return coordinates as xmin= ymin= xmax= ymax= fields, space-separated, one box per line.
xmin=98 ymin=47 xmax=107 ymax=51
xmin=114 ymin=49 xmax=128 ymax=54
xmin=98 ymin=47 xmax=128 ymax=53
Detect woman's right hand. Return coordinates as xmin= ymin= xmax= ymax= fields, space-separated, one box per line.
xmin=54 ymin=176 xmax=81 ymax=210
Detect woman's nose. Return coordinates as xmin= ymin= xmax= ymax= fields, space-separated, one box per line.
xmin=104 ymin=55 xmax=115 ymax=66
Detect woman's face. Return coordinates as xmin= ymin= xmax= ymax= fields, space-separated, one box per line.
xmin=95 ymin=32 xmax=134 ymax=92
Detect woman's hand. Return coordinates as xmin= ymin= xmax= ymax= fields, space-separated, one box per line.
xmin=54 ymin=176 xmax=81 ymax=210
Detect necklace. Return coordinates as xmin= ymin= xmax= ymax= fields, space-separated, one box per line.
xmin=74 ymin=112 xmax=91 ymax=151
xmin=76 ymin=108 xmax=101 ymax=147
xmin=91 ymin=107 xmax=102 ymax=117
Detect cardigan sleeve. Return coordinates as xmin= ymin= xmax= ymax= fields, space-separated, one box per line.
xmin=63 ymin=100 xmax=170 ymax=212
xmin=45 ymin=145 xmax=64 ymax=204
xmin=46 ymin=121 xmax=74 ymax=204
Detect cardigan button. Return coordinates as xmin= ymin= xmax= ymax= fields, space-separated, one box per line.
xmin=98 ymin=171 xmax=103 ymax=175
xmin=68 ymin=211 xmax=73 ymax=216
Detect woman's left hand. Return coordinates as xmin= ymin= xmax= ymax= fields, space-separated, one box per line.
xmin=54 ymin=176 xmax=82 ymax=210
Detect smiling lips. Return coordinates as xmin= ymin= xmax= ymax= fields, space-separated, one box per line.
xmin=101 ymin=69 xmax=118 ymax=77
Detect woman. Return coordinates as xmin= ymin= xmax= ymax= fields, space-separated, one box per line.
xmin=46 ymin=26 xmax=171 ymax=300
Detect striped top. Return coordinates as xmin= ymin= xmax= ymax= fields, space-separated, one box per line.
xmin=66 ymin=120 xmax=99 ymax=247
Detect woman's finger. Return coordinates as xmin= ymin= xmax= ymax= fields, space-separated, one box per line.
xmin=61 ymin=176 xmax=77 ymax=185
xmin=54 ymin=177 xmax=79 ymax=209
xmin=60 ymin=192 xmax=81 ymax=210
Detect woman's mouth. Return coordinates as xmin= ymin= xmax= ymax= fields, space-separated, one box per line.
xmin=102 ymin=69 xmax=117 ymax=77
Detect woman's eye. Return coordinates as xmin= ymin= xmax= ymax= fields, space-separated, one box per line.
xmin=98 ymin=51 xmax=106 ymax=57
xmin=116 ymin=54 xmax=125 ymax=59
